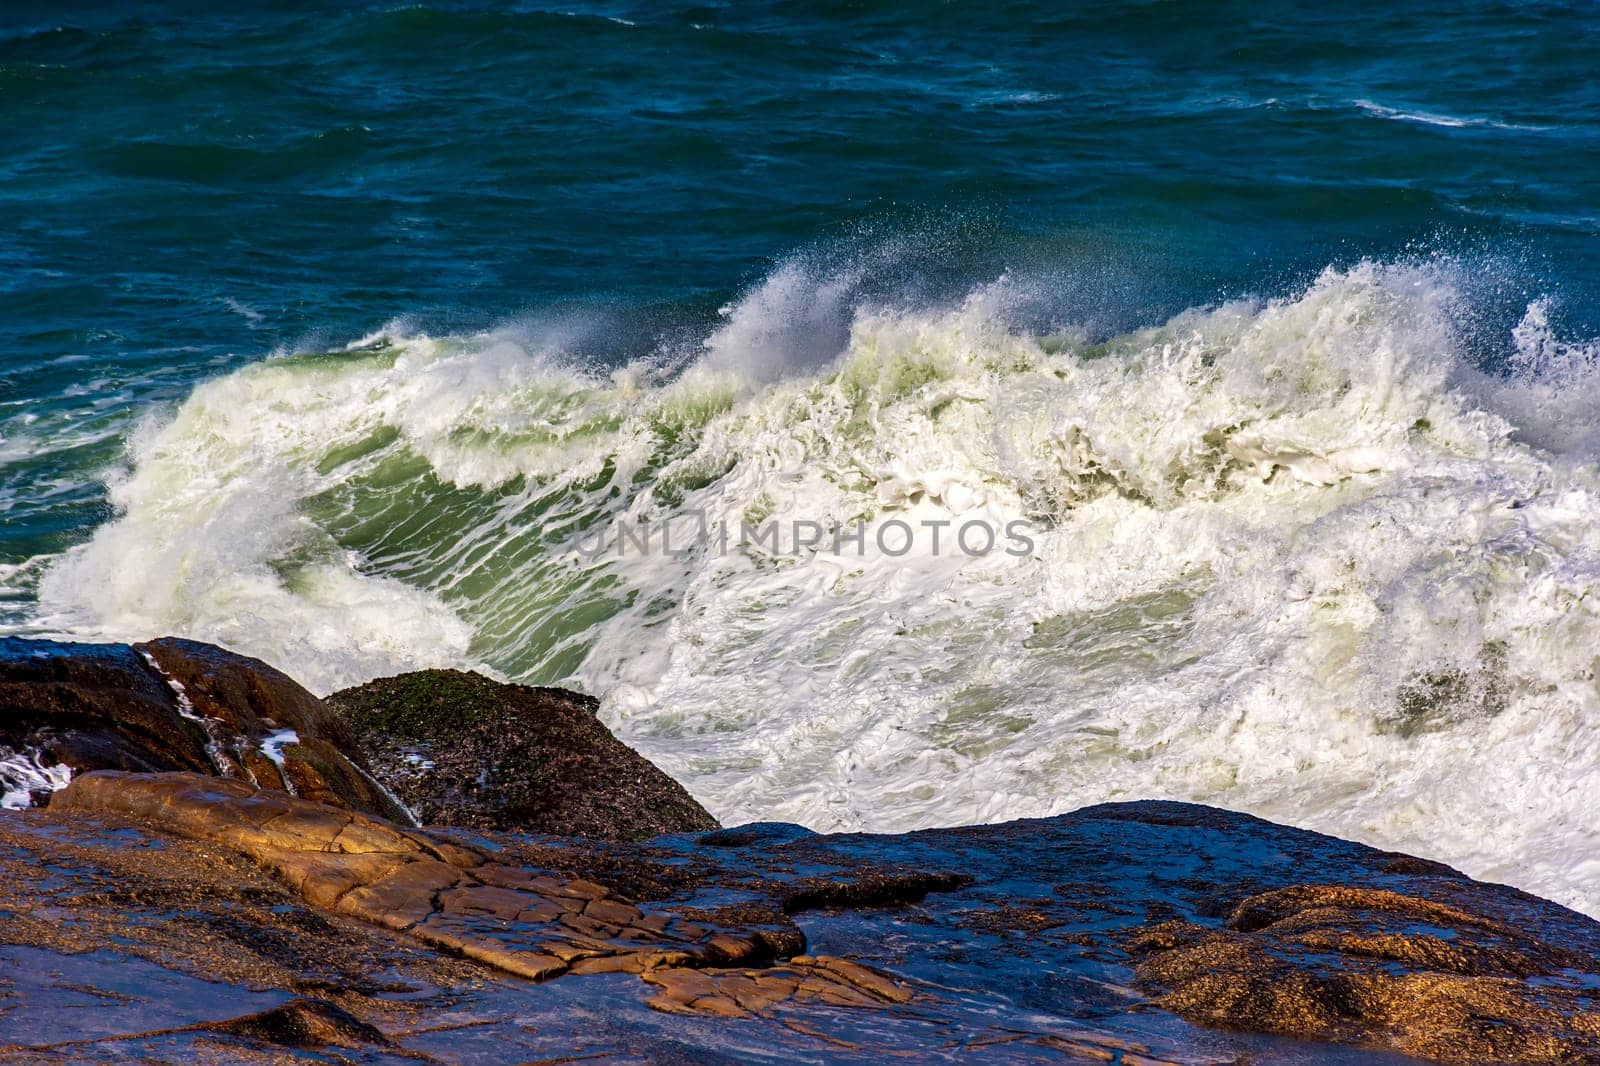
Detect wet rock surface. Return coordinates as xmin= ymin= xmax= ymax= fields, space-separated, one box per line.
xmin=1 ymin=638 xmax=210 ymax=787
xmin=1128 ymin=884 xmax=1600 ymax=1063
xmin=0 ymin=636 xmax=405 ymax=820
xmin=4 ymin=641 xmax=1598 ymax=1063
xmin=139 ymin=637 xmax=411 ymax=819
xmin=6 ymin=769 xmax=1598 ymax=1063
xmin=329 ymin=669 xmax=718 ymax=840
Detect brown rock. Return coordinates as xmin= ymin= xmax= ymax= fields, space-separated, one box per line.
xmin=585 ymin=896 xmax=643 ymax=925
xmin=639 ymin=956 xmax=913 ymax=1018
xmin=811 ymin=955 xmax=915 ymax=1004
xmin=0 ymin=636 xmax=408 ymax=822
xmin=0 ymin=806 xmax=523 ymax=1063
xmin=340 ymin=860 xmax=464 ymax=930
xmin=137 ymin=637 xmax=412 ymax=823
xmin=45 ymin=771 xmax=785 ymax=1006
xmin=206 ymin=998 xmax=390 ymax=1049
xmin=1129 ymin=886 xmax=1600 ymax=1063
xmin=1 ymin=638 xmax=214 ymax=779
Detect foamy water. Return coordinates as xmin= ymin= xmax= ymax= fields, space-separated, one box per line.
xmin=23 ymin=258 xmax=1600 ymax=916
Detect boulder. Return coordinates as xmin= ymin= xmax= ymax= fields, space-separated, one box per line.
xmin=328 ymin=669 xmax=717 ymax=840
xmin=0 ymin=636 xmax=406 ymax=821
xmin=1 ymin=638 xmax=210 ymax=778
xmin=136 ymin=637 xmax=409 ymax=822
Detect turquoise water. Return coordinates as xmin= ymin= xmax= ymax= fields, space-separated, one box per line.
xmin=6 ymin=3 xmax=1600 ymax=913
xmin=3 ymin=1 xmax=1597 ymax=565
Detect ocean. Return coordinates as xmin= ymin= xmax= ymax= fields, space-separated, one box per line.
xmin=3 ymin=2 xmax=1599 ymax=914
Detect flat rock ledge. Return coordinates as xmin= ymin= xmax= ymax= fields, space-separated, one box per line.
xmin=4 ymin=768 xmax=1597 ymax=1064
xmin=47 ymin=771 xmax=893 ymax=1006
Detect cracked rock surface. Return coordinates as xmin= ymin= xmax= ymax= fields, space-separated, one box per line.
xmin=6 ymin=769 xmax=1598 ymax=1063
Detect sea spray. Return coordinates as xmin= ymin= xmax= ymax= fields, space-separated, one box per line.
xmin=29 ymin=258 xmax=1600 ymax=916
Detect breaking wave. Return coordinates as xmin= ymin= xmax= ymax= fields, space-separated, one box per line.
xmin=29 ymin=256 xmax=1600 ymax=915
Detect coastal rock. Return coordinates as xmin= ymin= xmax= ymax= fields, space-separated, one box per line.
xmin=1 ymin=638 xmax=211 ymax=785
xmin=3 ymin=636 xmax=711 ymax=840
xmin=137 ymin=637 xmax=410 ymax=822
xmin=207 ymin=998 xmax=391 ymax=1050
xmin=0 ymin=636 xmax=406 ymax=821
xmin=328 ymin=669 xmax=717 ymax=840
xmin=46 ymin=770 xmax=758 ymax=980
xmin=8 ymin=768 xmax=1598 ymax=1063
xmin=1128 ymin=884 xmax=1600 ymax=1062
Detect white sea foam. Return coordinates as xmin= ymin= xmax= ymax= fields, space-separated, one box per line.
xmin=0 ymin=747 xmax=73 ymax=810
xmin=258 ymin=729 xmax=300 ymax=790
xmin=29 ymin=258 xmax=1600 ymax=916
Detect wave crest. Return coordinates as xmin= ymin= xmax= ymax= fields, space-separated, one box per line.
xmin=33 ymin=256 xmax=1600 ymax=915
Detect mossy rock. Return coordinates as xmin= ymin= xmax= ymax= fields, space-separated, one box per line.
xmin=329 ymin=670 xmax=717 ymax=841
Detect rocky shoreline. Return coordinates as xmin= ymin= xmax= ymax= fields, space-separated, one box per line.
xmin=2 ymin=637 xmax=1597 ymax=1063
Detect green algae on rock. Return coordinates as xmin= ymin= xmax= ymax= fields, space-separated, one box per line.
xmin=329 ymin=669 xmax=718 ymax=840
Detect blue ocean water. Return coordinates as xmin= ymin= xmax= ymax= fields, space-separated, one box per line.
xmin=5 ymin=3 xmax=1600 ymax=913
xmin=3 ymin=1 xmax=1597 ymax=563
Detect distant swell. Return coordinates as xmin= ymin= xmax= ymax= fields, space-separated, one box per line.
xmin=29 ymin=256 xmax=1600 ymax=917
xmin=1353 ymin=98 xmax=1550 ymax=132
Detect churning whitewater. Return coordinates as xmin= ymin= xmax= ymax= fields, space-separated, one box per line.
xmin=28 ymin=258 xmax=1600 ymax=916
